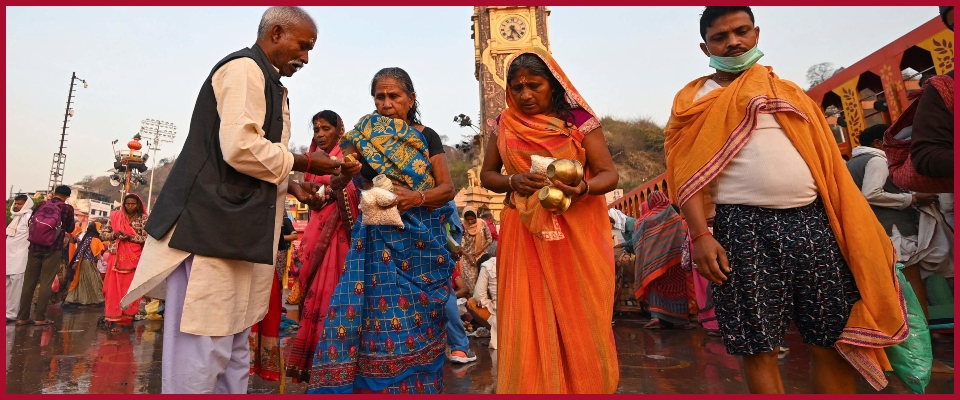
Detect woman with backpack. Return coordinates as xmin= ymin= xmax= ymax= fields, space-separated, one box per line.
xmin=100 ymin=194 xmax=148 ymax=332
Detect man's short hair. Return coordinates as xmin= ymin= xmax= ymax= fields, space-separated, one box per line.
xmin=54 ymin=185 xmax=72 ymax=197
xmin=858 ymin=124 xmax=890 ymax=147
xmin=14 ymin=194 xmax=28 ymax=202
xmin=700 ymin=6 xmax=755 ymax=41
xmin=257 ymin=6 xmax=316 ymax=41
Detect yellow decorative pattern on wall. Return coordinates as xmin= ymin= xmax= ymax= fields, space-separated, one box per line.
xmin=832 ymin=77 xmax=865 ymax=146
xmin=917 ymin=29 xmax=954 ymax=76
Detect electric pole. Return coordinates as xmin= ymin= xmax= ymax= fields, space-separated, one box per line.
xmin=49 ymin=72 xmax=88 ymax=191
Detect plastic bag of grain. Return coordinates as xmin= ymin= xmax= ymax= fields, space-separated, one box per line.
xmin=360 ymin=187 xmax=403 ymax=227
xmin=530 ymin=155 xmax=556 ymax=175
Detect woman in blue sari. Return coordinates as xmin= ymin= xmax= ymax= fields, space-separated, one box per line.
xmin=307 ymin=67 xmax=456 ymax=394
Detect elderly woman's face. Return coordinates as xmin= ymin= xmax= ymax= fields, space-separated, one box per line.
xmin=508 ymin=68 xmax=553 ymax=116
xmin=313 ymin=118 xmax=340 ymax=152
xmin=374 ymin=77 xmax=415 ymax=123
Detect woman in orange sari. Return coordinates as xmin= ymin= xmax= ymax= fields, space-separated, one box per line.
xmin=100 ymin=194 xmax=148 ymax=333
xmin=479 ymin=48 xmax=620 ymax=394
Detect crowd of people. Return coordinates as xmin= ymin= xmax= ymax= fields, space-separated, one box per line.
xmin=5 ymin=5 xmax=954 ymax=395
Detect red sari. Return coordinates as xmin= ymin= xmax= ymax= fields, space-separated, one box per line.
xmin=285 ymin=143 xmax=359 ymax=383
xmin=103 ymin=194 xmax=148 ymax=327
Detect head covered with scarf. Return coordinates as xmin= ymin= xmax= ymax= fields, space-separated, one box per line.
xmin=7 ymin=196 xmax=34 ymax=237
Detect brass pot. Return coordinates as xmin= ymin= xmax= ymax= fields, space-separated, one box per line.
xmin=538 ymin=186 xmax=572 ymax=214
xmin=547 ymin=159 xmax=584 ymax=187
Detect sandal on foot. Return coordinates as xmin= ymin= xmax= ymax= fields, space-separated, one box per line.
xmin=643 ymin=319 xmax=662 ymax=329
xmin=15 ymin=320 xmax=34 ymax=326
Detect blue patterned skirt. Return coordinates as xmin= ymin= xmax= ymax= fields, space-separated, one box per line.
xmin=307 ymin=203 xmax=456 ymax=394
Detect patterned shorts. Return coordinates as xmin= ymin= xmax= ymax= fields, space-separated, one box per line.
xmin=712 ymin=199 xmax=861 ymax=356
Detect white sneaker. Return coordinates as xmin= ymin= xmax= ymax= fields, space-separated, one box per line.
xmin=449 ymin=349 xmax=477 ymax=364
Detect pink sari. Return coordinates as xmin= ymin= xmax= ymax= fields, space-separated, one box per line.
xmin=285 ymin=143 xmax=359 ymax=383
xmin=103 ymin=194 xmax=147 ymax=326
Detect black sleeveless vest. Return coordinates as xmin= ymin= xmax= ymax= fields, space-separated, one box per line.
xmin=847 ymin=153 xmax=920 ymax=237
xmin=145 ymin=45 xmax=286 ymax=264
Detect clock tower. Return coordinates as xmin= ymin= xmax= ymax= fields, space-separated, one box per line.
xmin=472 ymin=6 xmax=550 ymax=139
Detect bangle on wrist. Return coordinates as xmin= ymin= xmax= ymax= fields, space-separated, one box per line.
xmin=303 ymin=152 xmax=312 ymax=174
xmin=508 ymin=174 xmax=516 ymax=191
xmin=581 ymin=180 xmax=590 ymax=196
xmin=691 ymin=231 xmax=712 ymax=242
xmin=417 ymin=191 xmax=426 ymax=207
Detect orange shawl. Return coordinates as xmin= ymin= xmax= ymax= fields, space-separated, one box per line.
xmin=495 ymin=47 xmax=619 ymax=394
xmin=664 ymin=64 xmax=907 ymax=390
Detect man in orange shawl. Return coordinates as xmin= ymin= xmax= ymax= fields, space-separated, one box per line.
xmin=665 ymin=7 xmax=907 ymax=394
xmin=480 ymin=47 xmax=620 ymax=393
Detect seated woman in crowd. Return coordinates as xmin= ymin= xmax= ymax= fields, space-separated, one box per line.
xmin=466 ymin=256 xmax=497 ymax=347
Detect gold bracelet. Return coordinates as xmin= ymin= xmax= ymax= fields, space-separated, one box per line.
xmin=417 ymin=191 xmax=426 ymax=207
xmin=582 ymin=180 xmax=591 ymax=196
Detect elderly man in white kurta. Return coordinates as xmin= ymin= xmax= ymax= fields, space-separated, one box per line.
xmin=120 ymin=7 xmax=354 ymax=394
xmin=6 ymin=195 xmax=33 ymax=321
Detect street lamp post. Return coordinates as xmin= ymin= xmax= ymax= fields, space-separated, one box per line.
xmin=138 ymin=119 xmax=177 ymax=208
xmin=49 ymin=72 xmax=88 ymax=191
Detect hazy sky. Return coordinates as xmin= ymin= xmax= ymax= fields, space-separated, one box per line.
xmin=5 ymin=6 xmax=940 ymax=194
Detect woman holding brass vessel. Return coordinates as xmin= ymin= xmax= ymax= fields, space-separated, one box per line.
xmin=479 ymin=48 xmax=620 ymax=394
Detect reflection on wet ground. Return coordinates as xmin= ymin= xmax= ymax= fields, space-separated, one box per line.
xmin=5 ymin=307 xmax=954 ymax=394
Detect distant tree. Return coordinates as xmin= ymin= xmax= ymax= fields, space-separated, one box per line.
xmin=77 ymin=174 xmax=95 ymax=185
xmin=289 ymin=143 xmax=310 ymax=155
xmin=806 ymin=62 xmax=842 ymax=89
xmin=447 ymin=159 xmax=471 ymax=191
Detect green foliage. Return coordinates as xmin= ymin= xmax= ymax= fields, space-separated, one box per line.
xmin=602 ymin=116 xmax=665 ymax=156
xmin=448 ymin=159 xmax=471 ymax=191
xmin=600 ymin=116 xmax=667 ymax=190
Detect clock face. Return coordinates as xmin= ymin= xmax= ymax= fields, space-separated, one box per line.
xmin=499 ymin=16 xmax=527 ymax=42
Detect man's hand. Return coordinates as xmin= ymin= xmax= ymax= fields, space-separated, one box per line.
xmin=290 ymin=181 xmax=329 ymax=210
xmin=693 ymin=235 xmax=730 ymax=285
xmin=912 ymin=193 xmax=939 ymax=207
xmin=308 ymin=151 xmax=343 ymax=176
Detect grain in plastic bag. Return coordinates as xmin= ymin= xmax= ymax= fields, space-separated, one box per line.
xmin=360 ymin=187 xmax=403 ymax=227
xmin=530 ymin=155 xmax=556 ymax=175
xmin=884 ymin=262 xmax=932 ymax=394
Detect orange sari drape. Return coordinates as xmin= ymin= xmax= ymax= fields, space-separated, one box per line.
xmin=495 ymin=47 xmax=618 ymax=394
xmin=664 ymin=64 xmax=907 ymax=390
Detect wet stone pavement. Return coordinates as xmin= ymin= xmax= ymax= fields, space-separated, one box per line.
xmin=5 ymin=305 xmax=954 ymax=394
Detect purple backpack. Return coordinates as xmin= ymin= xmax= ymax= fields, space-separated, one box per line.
xmin=28 ymin=201 xmax=63 ymax=247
